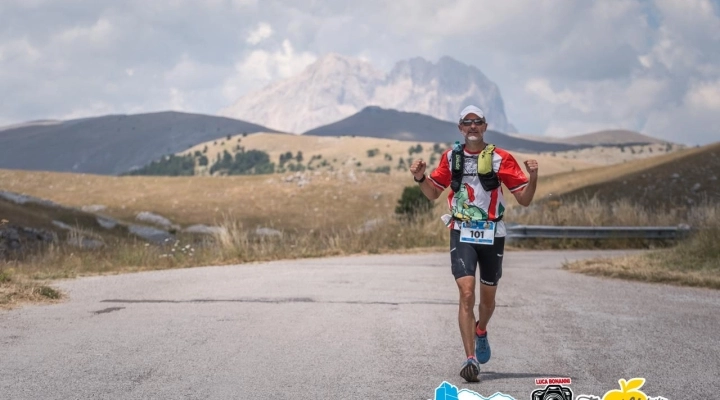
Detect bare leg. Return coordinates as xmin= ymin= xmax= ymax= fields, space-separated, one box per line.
xmin=476 ymin=283 xmax=497 ymax=331
xmin=456 ymin=276 xmax=476 ymax=357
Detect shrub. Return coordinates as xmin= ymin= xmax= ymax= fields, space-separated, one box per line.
xmin=395 ymin=185 xmax=434 ymax=220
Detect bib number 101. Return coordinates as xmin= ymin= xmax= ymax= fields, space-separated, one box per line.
xmin=469 ymin=230 xmax=485 ymax=239
xmin=459 ymin=221 xmax=495 ymax=245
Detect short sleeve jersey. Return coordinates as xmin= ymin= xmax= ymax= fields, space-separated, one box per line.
xmin=428 ymin=145 xmax=528 ymax=236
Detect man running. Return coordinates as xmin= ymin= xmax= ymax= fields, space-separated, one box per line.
xmin=409 ymin=105 xmax=539 ymax=382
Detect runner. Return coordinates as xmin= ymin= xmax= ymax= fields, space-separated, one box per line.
xmin=409 ymin=105 xmax=539 ymax=382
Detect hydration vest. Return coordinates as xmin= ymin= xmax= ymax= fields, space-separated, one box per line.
xmin=449 ymin=141 xmax=501 ymax=193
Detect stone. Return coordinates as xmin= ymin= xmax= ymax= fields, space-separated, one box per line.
xmin=255 ymin=227 xmax=282 ymax=237
xmin=183 ymin=224 xmax=227 ymax=235
xmin=82 ymin=205 xmax=107 ymax=212
xmin=136 ymin=211 xmax=174 ymax=228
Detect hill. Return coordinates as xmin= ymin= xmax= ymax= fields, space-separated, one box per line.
xmin=560 ymin=129 xmax=668 ymax=146
xmin=0 ymin=111 xmax=280 ymax=175
xmin=181 ymin=132 xmax=600 ymax=178
xmin=219 ymin=53 xmax=516 ymax=133
xmin=508 ymin=129 xmax=670 ymax=146
xmin=556 ymin=142 xmax=720 ymax=209
xmin=302 ymin=106 xmax=582 ymax=153
xmin=0 ymin=143 xmax=702 ymax=235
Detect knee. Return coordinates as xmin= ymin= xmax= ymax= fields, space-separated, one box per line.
xmin=459 ymin=289 xmax=475 ymax=309
xmin=480 ymin=299 xmax=496 ymax=309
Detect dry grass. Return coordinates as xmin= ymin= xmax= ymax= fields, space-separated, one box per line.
xmin=563 ymin=205 xmax=720 ymax=289
xmin=184 ymin=132 xmax=600 ymax=176
xmin=527 ymin=144 xmax=710 ymax=204
xmin=0 ymin=143 xmax=695 ymax=232
xmin=0 ymin=143 xmax=713 ymax=309
xmin=0 ymin=272 xmax=62 ymax=310
xmin=511 ymin=197 xmax=699 ymax=227
xmin=0 ymin=212 xmax=450 ymax=309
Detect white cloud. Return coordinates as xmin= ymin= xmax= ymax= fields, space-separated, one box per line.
xmin=246 ymin=22 xmax=273 ymax=45
xmin=643 ymin=78 xmax=720 ymax=144
xmin=168 ymin=87 xmax=187 ymax=111
xmin=685 ymin=79 xmax=720 ymax=110
xmin=0 ymin=39 xmax=41 ymax=64
xmin=0 ymin=0 xmax=718 ymax=145
xmin=59 ymin=102 xmax=117 ymax=121
xmin=525 ymin=79 xmax=594 ymax=113
xmin=222 ymin=39 xmax=316 ymax=101
xmin=231 ymin=0 xmax=257 ymax=8
xmin=164 ymin=55 xmax=229 ymax=90
xmin=55 ymin=17 xmax=113 ymax=45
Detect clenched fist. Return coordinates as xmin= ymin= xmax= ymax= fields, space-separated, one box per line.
xmin=410 ymin=159 xmax=427 ymax=180
xmin=523 ymin=159 xmax=539 ymax=179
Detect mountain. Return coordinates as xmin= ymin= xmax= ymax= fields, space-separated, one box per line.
xmin=508 ymin=130 xmax=671 ymax=146
xmin=559 ymin=130 xmax=669 ymax=146
xmin=219 ymin=53 xmax=515 ymax=134
xmin=303 ymin=106 xmax=582 ymax=153
xmin=0 ymin=111 xmax=280 ymax=175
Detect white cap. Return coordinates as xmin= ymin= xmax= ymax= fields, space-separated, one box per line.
xmin=459 ymin=105 xmax=485 ymax=121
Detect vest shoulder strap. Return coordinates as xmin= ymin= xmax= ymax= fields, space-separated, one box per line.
xmin=450 ymin=142 xmax=500 ymax=192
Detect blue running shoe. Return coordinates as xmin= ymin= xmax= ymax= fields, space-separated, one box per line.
xmin=459 ymin=357 xmax=480 ymax=382
xmin=475 ymin=331 xmax=491 ymax=364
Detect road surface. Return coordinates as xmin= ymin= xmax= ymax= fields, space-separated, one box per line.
xmin=1 ymin=250 xmax=718 ymax=399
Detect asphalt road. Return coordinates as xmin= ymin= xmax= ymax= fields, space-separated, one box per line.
xmin=1 ymin=250 xmax=718 ymax=400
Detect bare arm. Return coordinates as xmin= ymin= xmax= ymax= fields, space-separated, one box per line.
xmin=417 ymin=174 xmax=444 ymax=200
xmin=512 ymin=159 xmax=538 ymax=207
xmin=409 ymin=159 xmax=444 ymax=200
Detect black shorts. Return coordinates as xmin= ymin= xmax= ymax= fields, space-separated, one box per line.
xmin=449 ymin=229 xmax=505 ymax=285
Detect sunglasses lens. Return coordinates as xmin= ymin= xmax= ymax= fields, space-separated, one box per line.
xmin=462 ymin=119 xmax=484 ymax=126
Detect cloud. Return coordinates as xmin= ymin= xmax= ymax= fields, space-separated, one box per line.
xmin=222 ymin=39 xmax=316 ymax=101
xmin=246 ymin=22 xmax=273 ymax=45
xmin=0 ymin=0 xmax=718 ymax=144
xmin=55 ymin=17 xmax=114 ymax=46
xmin=643 ymin=79 xmax=720 ymax=144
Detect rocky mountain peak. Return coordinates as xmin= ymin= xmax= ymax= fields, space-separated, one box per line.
xmin=219 ymin=54 xmax=515 ymax=134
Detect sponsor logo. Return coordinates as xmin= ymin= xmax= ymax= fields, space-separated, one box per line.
xmin=433 ymin=381 xmax=516 ymax=400
xmin=577 ymin=377 xmax=668 ymax=400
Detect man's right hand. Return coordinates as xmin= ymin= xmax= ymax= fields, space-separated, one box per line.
xmin=410 ymin=159 xmax=427 ymax=180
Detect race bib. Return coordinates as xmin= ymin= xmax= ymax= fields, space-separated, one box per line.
xmin=459 ymin=221 xmax=495 ymax=245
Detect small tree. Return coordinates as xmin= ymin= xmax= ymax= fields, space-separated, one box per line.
xmin=395 ymin=185 xmax=434 ymax=220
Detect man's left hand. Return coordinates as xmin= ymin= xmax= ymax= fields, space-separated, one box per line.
xmin=524 ymin=159 xmax=539 ymax=179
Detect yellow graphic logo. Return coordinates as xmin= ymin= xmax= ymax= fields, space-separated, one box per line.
xmin=576 ymin=378 xmax=667 ymax=400
xmin=602 ymin=378 xmax=647 ymax=400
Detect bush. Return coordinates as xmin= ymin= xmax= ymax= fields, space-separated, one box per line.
xmin=367 ymin=166 xmax=391 ymax=174
xmin=124 ymin=154 xmax=196 ymax=176
xmin=395 ymin=185 xmax=434 ymax=220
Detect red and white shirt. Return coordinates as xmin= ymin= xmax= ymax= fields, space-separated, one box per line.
xmin=428 ymin=146 xmax=528 ymax=236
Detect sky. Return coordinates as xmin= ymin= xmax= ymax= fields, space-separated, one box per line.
xmin=1 ymin=0 xmax=719 ymax=145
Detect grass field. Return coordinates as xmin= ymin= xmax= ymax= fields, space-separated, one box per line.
xmin=564 ymin=205 xmax=719 ymax=289
xmin=0 ymin=139 xmax=701 ymax=232
xmin=184 ymin=132 xmax=679 ymax=177
xmin=0 ymin=141 xmax=716 ymax=309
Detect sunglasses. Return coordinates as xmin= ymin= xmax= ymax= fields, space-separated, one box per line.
xmin=461 ymin=118 xmax=486 ymax=126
